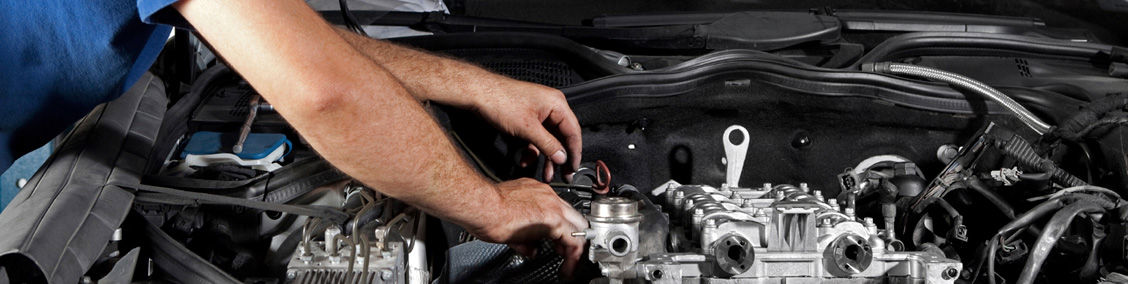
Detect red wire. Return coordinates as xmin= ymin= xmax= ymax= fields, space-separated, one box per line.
xmin=593 ymin=160 xmax=611 ymax=194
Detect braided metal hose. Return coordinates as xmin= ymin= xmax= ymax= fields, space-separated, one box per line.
xmin=863 ymin=62 xmax=1053 ymax=135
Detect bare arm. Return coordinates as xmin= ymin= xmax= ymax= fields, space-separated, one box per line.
xmin=333 ymin=29 xmax=583 ymax=179
xmin=172 ymin=0 xmax=586 ymax=276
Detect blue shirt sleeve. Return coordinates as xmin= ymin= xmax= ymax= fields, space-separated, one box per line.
xmin=137 ymin=0 xmax=192 ymax=29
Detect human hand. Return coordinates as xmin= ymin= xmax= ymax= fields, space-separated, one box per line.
xmin=469 ymin=74 xmax=582 ymax=181
xmin=464 ymin=178 xmax=589 ymax=278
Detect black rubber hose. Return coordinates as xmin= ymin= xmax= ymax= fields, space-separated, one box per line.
xmin=983 ymin=200 xmax=1064 ymax=284
xmin=980 ymin=194 xmax=1114 ymax=284
xmin=344 ymin=202 xmax=385 ymax=235
xmin=995 ymin=132 xmax=1086 ymax=188
xmin=1015 ymin=201 xmax=1107 ymax=284
xmin=934 ymin=198 xmax=961 ymax=219
xmin=964 ymin=178 xmax=1017 ymax=219
xmin=1078 ymin=221 xmax=1107 ymax=281
xmin=339 ymin=0 xmax=369 ymax=36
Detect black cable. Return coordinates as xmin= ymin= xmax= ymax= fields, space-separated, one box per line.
xmin=965 ymin=178 xmax=1017 ymax=219
xmin=940 ymin=177 xmax=1015 ymax=220
xmin=977 ymin=194 xmax=1115 ymax=284
xmin=116 ymin=181 xmax=350 ymax=223
xmin=1064 ymin=117 xmax=1128 ymax=140
xmin=449 ymin=131 xmax=502 ymax=183
xmin=1015 ymin=201 xmax=1107 ymax=284
xmin=1050 ymin=93 xmax=1128 ymax=142
xmin=934 ymin=198 xmax=960 ymax=219
xmin=981 ymin=197 xmax=1067 ymax=284
xmin=995 ymin=131 xmax=1087 ymax=188
xmin=339 ymin=0 xmax=370 ymax=37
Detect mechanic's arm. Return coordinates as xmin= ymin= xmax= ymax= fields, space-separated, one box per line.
xmin=172 ymin=0 xmax=587 ymax=276
xmin=333 ymin=29 xmax=582 ymax=179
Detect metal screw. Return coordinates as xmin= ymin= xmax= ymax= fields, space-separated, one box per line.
xmin=742 ymin=199 xmax=755 ymax=208
xmin=380 ymin=269 xmax=394 ymax=281
xmin=863 ymin=217 xmax=875 ymax=226
xmin=762 ymin=183 xmax=772 ymax=191
xmin=820 ymin=218 xmax=833 ymax=227
xmin=800 ymin=183 xmax=810 ymax=192
xmin=943 ymin=267 xmax=959 ymax=280
xmin=693 ymin=208 xmax=704 ymax=216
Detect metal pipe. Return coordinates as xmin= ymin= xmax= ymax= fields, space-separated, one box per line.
xmin=863 ymin=62 xmax=1052 ymax=134
xmin=232 ymin=95 xmax=261 ymax=154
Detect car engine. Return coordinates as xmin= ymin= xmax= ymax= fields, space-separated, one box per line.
xmin=577 ymin=126 xmax=964 ymax=283
xmin=3 ymin=8 xmax=1128 ymax=284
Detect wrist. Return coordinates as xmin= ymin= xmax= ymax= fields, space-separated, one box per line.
xmin=456 ymin=180 xmax=506 ymax=236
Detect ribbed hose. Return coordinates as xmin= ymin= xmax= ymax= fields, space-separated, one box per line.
xmin=864 ymin=62 xmax=1053 ymax=135
xmin=997 ymin=134 xmax=1086 ymax=187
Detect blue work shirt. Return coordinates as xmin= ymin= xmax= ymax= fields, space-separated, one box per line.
xmin=0 ymin=0 xmax=186 ymax=172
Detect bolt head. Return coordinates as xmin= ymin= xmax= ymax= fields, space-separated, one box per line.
xmin=693 ymin=208 xmax=704 ymax=215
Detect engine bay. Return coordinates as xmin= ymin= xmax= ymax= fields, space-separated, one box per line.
xmin=135 ymin=45 xmax=1128 ymax=283
xmin=4 ymin=9 xmax=1128 ymax=284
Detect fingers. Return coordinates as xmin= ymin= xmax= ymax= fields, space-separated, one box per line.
xmin=552 ymin=217 xmax=586 ymax=279
xmin=544 ymin=160 xmax=556 ymax=181
xmin=519 ymin=144 xmax=539 ymax=168
xmin=524 ymin=117 xmax=568 ymax=166
xmin=558 ymin=198 xmax=589 ymax=232
xmin=545 ymin=105 xmax=583 ymax=172
xmin=552 ymin=196 xmax=587 ymax=279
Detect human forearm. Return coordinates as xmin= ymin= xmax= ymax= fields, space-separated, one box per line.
xmin=173 ymin=0 xmax=505 ymax=230
xmin=335 ymin=28 xmax=584 ymax=174
xmin=333 ymin=28 xmax=498 ymax=108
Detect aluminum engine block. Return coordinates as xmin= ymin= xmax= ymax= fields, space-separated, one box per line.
xmin=585 ymin=182 xmax=962 ymax=284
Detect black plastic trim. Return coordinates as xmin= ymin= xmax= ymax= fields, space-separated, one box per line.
xmin=0 ymin=73 xmax=167 ymax=283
